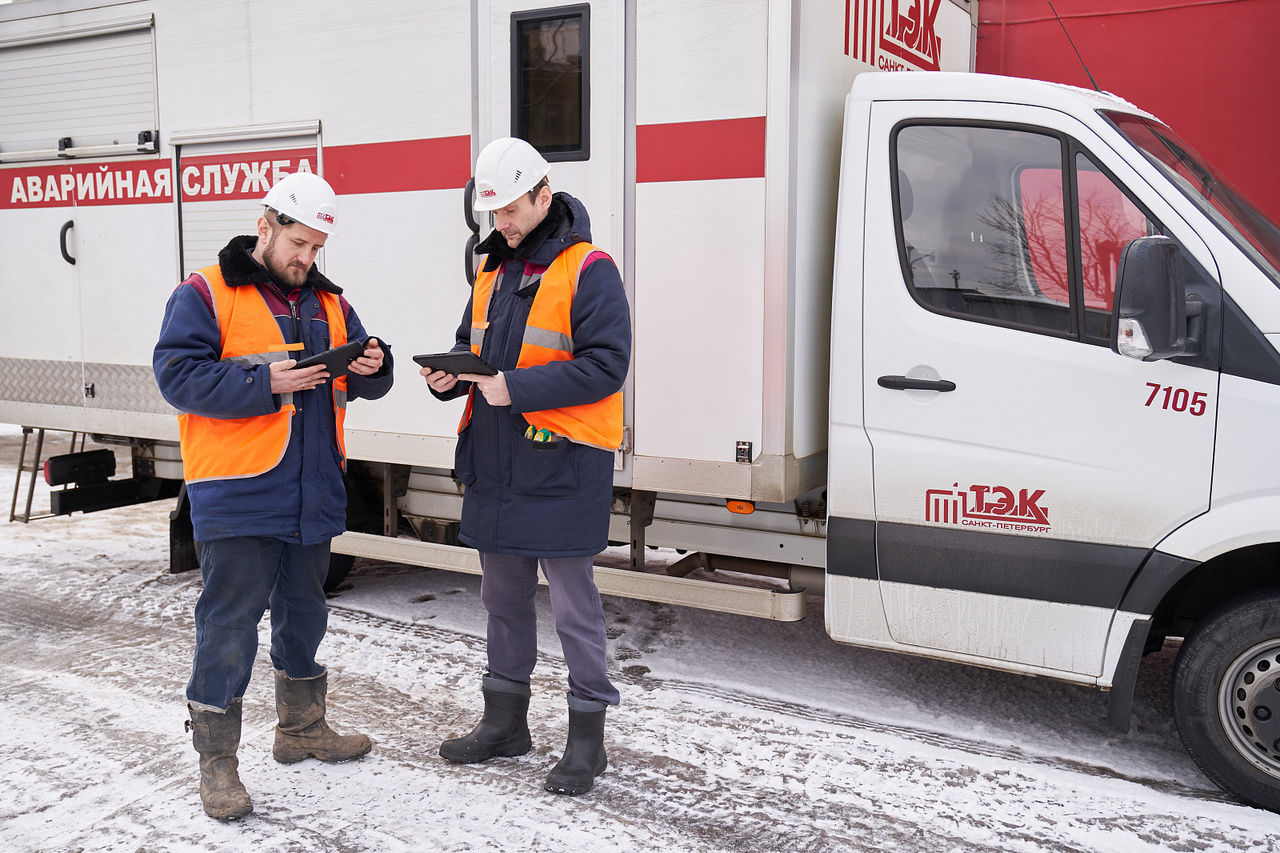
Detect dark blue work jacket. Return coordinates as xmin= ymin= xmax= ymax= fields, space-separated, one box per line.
xmin=154 ymin=236 xmax=393 ymax=545
xmin=439 ymin=193 xmax=631 ymax=556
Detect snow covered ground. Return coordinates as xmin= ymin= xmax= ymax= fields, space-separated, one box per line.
xmin=2 ymin=422 xmax=1280 ymax=852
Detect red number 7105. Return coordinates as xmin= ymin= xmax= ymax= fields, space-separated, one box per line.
xmin=1145 ymin=382 xmax=1207 ymax=416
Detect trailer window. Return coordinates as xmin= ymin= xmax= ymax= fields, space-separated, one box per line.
xmin=512 ymin=5 xmax=589 ymax=162
xmin=894 ymin=124 xmax=1072 ymax=336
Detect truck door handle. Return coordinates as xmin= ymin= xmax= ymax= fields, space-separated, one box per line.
xmin=462 ymin=179 xmax=478 ymax=287
xmin=877 ymin=375 xmax=956 ymax=392
xmin=59 ymin=220 xmax=76 ymax=265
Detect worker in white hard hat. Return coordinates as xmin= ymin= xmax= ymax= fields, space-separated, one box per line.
xmin=154 ymin=169 xmax=393 ymax=821
xmin=422 ymin=137 xmax=631 ymax=796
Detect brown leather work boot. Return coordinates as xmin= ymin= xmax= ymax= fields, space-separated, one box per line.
xmin=187 ymin=699 xmax=253 ymax=820
xmin=272 ymin=668 xmax=373 ymax=764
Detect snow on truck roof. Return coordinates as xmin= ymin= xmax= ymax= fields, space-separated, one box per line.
xmin=850 ymin=71 xmax=1155 ymax=121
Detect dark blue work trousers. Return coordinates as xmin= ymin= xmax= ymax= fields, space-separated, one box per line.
xmin=187 ymin=537 xmax=330 ymax=711
xmin=479 ymin=552 xmax=619 ymax=706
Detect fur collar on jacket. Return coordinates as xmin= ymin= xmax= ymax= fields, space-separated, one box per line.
xmin=474 ymin=195 xmax=573 ymax=273
xmin=217 ymin=234 xmax=343 ymax=294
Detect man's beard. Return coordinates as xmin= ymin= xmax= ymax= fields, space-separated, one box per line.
xmin=263 ymin=237 xmax=309 ymax=288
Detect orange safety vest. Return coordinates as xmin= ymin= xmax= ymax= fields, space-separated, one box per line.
xmin=461 ymin=242 xmax=623 ymax=451
xmin=177 ymin=264 xmax=348 ymax=483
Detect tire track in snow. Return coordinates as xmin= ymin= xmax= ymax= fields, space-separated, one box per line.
xmin=328 ymin=604 xmax=1230 ymax=805
xmin=0 ymin=537 xmax=1270 ymax=852
xmin=324 ymin=604 xmax=1264 ymax=853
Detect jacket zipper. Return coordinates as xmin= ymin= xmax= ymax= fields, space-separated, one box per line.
xmin=287 ymin=294 xmax=301 ymax=345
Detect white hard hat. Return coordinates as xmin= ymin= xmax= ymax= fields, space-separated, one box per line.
xmin=262 ymin=171 xmax=338 ymax=236
xmin=472 ymin=137 xmax=550 ymax=211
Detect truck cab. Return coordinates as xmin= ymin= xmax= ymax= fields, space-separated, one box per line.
xmin=827 ymin=71 xmax=1280 ymax=811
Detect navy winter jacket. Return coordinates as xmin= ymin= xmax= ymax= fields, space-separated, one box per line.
xmin=154 ymin=236 xmax=393 ymax=545
xmin=437 ymin=193 xmax=631 ymax=556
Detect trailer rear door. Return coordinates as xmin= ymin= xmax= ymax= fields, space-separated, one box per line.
xmin=0 ymin=11 xmax=169 ymax=428
xmin=474 ymin=0 xmax=631 ymax=476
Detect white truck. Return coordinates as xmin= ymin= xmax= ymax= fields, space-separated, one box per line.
xmin=4 ymin=0 xmax=1280 ymax=811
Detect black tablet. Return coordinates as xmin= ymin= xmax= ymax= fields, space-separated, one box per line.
xmin=412 ymin=351 xmax=497 ymax=376
xmin=291 ymin=340 xmax=366 ymax=376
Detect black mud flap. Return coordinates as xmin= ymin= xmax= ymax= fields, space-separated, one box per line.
xmin=1106 ymin=617 xmax=1152 ymax=732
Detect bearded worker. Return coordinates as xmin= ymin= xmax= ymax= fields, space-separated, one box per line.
xmin=154 ymin=171 xmax=392 ymax=820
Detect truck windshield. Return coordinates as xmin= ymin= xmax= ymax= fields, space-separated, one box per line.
xmin=1104 ymin=111 xmax=1280 ymax=289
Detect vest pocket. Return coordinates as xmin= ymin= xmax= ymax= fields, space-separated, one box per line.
xmin=508 ymin=426 xmax=578 ymax=497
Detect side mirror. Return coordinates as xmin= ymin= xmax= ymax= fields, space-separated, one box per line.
xmin=1111 ymin=235 xmax=1187 ymax=360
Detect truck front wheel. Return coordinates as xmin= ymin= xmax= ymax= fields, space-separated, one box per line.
xmin=1173 ymin=589 xmax=1280 ymax=811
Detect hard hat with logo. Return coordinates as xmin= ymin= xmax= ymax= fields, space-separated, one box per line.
xmin=472 ymin=137 xmax=550 ymax=211
xmin=262 ymin=171 xmax=338 ymax=236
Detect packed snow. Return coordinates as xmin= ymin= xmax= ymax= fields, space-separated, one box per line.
xmin=2 ymin=423 xmax=1279 ymax=852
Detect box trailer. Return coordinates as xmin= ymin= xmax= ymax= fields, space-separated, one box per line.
xmin=6 ymin=0 xmax=1280 ymax=811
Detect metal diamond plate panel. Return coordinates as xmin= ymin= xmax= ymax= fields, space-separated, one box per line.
xmin=84 ymin=363 xmax=177 ymax=414
xmin=0 ymin=358 xmax=177 ymax=415
xmin=0 ymin=358 xmax=83 ymax=407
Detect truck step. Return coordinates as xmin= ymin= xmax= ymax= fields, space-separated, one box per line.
xmin=332 ymin=532 xmax=807 ymax=622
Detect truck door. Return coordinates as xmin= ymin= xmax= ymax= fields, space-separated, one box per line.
xmin=476 ymin=0 xmax=624 ymax=256
xmin=861 ymin=101 xmax=1221 ymax=677
xmin=0 ymin=13 xmax=169 ymax=429
xmin=475 ymin=0 xmax=631 ymax=475
xmin=0 ymin=163 xmax=83 ymax=416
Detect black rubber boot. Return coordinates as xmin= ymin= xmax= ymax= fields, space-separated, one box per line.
xmin=187 ymin=699 xmax=253 ymax=821
xmin=439 ymin=675 xmax=532 ymax=764
xmin=544 ymin=697 xmax=608 ymax=796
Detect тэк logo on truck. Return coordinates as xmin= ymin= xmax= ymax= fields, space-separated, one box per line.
xmin=846 ymin=0 xmax=944 ymax=72
xmin=925 ymin=484 xmax=1051 ymax=532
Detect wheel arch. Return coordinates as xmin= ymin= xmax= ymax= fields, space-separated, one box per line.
xmin=1106 ymin=541 xmax=1280 ymax=731
xmin=1127 ymin=496 xmax=1280 ymax=639
xmin=1134 ymin=546 xmax=1280 ymax=643
xmin=1156 ymin=495 xmax=1280 ymax=564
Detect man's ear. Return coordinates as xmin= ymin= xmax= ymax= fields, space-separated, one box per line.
xmin=255 ymin=215 xmax=271 ymax=241
xmin=538 ymin=184 xmax=553 ymax=212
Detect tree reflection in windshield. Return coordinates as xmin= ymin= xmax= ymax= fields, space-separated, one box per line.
xmin=1105 ymin=112 xmax=1280 ymax=287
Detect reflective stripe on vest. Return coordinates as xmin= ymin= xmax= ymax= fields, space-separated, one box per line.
xmin=462 ymin=242 xmax=623 ymax=451
xmin=177 ymin=263 xmax=348 ymax=483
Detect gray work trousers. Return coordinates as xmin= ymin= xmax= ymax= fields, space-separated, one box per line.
xmin=479 ymin=552 xmax=620 ymax=705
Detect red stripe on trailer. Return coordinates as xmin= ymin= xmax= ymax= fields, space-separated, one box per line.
xmin=326 ymin=135 xmax=472 ymax=194
xmin=178 ymin=147 xmax=318 ymax=202
xmin=636 ymin=117 xmax=766 ymax=183
xmin=0 ymin=136 xmax=473 ymax=210
xmin=0 ymin=159 xmax=173 ymax=210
